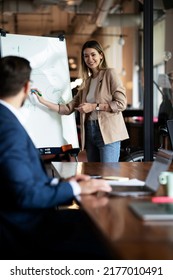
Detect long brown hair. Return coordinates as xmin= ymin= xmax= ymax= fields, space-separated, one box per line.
xmin=79 ymin=40 xmax=108 ymax=89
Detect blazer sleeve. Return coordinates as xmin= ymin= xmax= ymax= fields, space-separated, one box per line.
xmin=0 ymin=122 xmax=74 ymax=209
xmin=107 ymin=68 xmax=127 ymax=113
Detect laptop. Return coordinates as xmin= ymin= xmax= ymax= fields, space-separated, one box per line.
xmin=109 ymin=149 xmax=173 ymax=197
xmin=129 ymin=201 xmax=173 ymax=221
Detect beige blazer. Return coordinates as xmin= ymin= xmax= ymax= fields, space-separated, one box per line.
xmin=59 ymin=68 xmax=129 ymax=150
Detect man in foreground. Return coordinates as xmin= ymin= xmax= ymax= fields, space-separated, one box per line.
xmin=0 ymin=56 xmax=112 ymax=259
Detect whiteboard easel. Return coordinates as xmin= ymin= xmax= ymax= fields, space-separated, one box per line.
xmin=0 ymin=33 xmax=79 ymax=149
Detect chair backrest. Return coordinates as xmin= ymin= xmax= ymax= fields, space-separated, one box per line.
xmin=167 ymin=120 xmax=173 ymax=149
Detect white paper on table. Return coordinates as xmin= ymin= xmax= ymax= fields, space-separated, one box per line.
xmin=107 ymin=178 xmax=145 ymax=186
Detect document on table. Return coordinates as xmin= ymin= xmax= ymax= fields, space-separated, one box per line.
xmin=106 ymin=178 xmax=145 ymax=186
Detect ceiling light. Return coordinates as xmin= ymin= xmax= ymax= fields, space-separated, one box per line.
xmin=163 ymin=51 xmax=172 ymax=62
xmin=68 ymin=57 xmax=78 ymax=71
xmin=135 ymin=63 xmax=140 ymax=72
xmin=118 ymin=35 xmax=125 ymax=46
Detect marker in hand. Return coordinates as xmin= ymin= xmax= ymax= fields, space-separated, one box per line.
xmin=31 ymin=89 xmax=42 ymax=96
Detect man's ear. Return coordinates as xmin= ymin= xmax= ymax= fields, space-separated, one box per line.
xmin=24 ymin=80 xmax=30 ymax=95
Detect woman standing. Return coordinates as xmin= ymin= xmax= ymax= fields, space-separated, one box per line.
xmin=34 ymin=40 xmax=129 ymax=162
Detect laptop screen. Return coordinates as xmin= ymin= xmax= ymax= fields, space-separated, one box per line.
xmin=145 ymin=149 xmax=173 ymax=191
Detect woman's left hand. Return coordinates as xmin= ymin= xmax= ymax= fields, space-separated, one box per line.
xmin=75 ymin=102 xmax=95 ymax=113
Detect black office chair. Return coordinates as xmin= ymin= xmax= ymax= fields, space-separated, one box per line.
xmin=166 ymin=119 xmax=173 ymax=149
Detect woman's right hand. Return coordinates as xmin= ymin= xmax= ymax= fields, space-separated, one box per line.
xmin=75 ymin=102 xmax=96 ymax=113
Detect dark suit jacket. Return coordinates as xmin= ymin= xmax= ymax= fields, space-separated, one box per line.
xmin=0 ymin=104 xmax=114 ymax=260
xmin=0 ymin=103 xmax=74 ymax=232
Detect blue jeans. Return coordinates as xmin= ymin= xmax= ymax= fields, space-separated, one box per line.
xmin=85 ymin=120 xmax=120 ymax=162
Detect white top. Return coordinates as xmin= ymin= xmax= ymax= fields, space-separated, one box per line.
xmin=86 ymin=76 xmax=99 ymax=120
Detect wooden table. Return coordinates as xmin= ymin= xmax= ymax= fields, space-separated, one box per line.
xmin=51 ymin=161 xmax=173 ymax=260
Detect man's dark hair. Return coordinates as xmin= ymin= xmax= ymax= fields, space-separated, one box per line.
xmin=0 ymin=55 xmax=31 ymax=98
